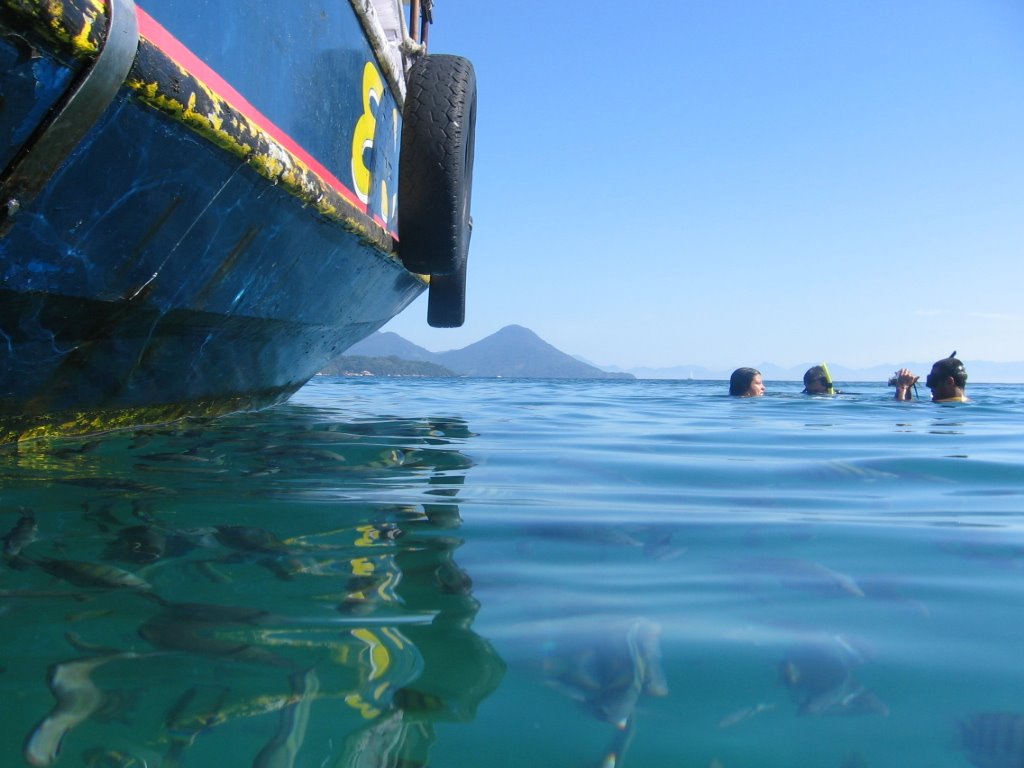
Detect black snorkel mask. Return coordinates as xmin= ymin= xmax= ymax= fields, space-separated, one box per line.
xmin=926 ymin=351 xmax=965 ymax=389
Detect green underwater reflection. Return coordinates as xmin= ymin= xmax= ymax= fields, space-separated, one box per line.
xmin=0 ymin=408 xmax=503 ymax=767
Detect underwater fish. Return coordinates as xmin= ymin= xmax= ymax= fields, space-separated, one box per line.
xmin=138 ymin=602 xmax=294 ymax=668
xmin=57 ymin=477 xmax=165 ymax=493
xmin=260 ymin=446 xmax=351 ymax=465
xmin=62 ymin=631 xmax=132 ymax=657
xmin=3 ymin=508 xmax=37 ymax=557
xmin=154 ymin=601 xmax=277 ymax=625
xmin=49 ymin=440 xmax=101 ymax=458
xmin=856 ymin=576 xmax=930 ymax=617
xmin=24 ymin=652 xmax=143 ymax=767
xmin=521 ymin=522 xmax=646 ymax=549
xmin=34 ymin=558 xmax=155 ymax=593
xmin=134 ymin=462 xmax=229 ymax=476
xmin=0 ymin=588 xmax=91 ymax=600
xmin=958 ymin=711 xmax=1024 ymax=768
xmin=265 ymin=553 xmax=347 ymax=581
xmin=641 ymin=531 xmax=688 ymax=562
xmin=81 ymin=501 xmax=123 ymax=533
xmin=104 ymin=524 xmax=204 ymax=564
xmin=214 ymin=525 xmax=297 ymax=555
xmin=80 ymin=746 xmax=151 ymax=767
xmin=130 ymin=500 xmax=158 ymax=523
xmin=543 ymin=618 xmax=668 ymax=729
xmin=258 ymin=554 xmax=319 ymax=581
xmin=779 ymin=638 xmax=887 ymax=717
xmin=796 ymin=677 xmax=888 ymax=717
xmin=189 ymin=559 xmax=234 ymax=584
xmin=138 ymin=448 xmax=225 ymax=464
xmin=937 ymin=540 xmax=1024 ymax=571
xmin=717 ymin=702 xmax=777 ymax=729
xmin=164 ymin=686 xmax=317 ymax=739
xmin=253 ymin=667 xmax=320 ymax=768
xmin=744 ymin=557 xmax=865 ymax=598
xmin=595 ymin=713 xmax=636 ymax=768
xmin=103 ymin=525 xmax=167 ymax=563
xmin=161 ymin=683 xmax=233 ymax=764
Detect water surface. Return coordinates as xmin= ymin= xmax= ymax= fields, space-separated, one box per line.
xmin=2 ymin=377 xmax=1023 ymax=767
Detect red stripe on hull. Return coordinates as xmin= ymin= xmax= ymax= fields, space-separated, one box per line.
xmin=135 ymin=5 xmax=368 ymax=215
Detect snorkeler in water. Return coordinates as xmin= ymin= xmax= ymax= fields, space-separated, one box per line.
xmin=729 ymin=368 xmax=764 ymax=397
xmin=802 ymin=364 xmax=840 ymax=395
xmin=891 ymin=352 xmax=969 ymax=403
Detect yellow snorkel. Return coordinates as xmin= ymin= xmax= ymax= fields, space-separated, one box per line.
xmin=820 ymin=362 xmax=835 ymax=395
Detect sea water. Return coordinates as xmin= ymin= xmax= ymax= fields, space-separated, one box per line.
xmin=2 ymin=377 xmax=1023 ymax=768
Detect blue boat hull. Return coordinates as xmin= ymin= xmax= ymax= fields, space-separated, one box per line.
xmin=0 ymin=0 xmax=430 ymax=440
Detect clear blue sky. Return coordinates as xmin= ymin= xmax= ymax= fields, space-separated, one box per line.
xmin=383 ymin=0 xmax=1024 ymax=371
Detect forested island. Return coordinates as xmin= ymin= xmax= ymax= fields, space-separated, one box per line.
xmin=319 ymin=355 xmax=457 ymax=377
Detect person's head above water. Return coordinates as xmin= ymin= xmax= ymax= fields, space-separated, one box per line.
xmin=926 ymin=352 xmax=968 ymax=402
xmin=729 ymin=368 xmax=764 ymax=397
xmin=892 ymin=351 xmax=969 ymax=402
xmin=802 ymin=364 xmax=835 ymax=395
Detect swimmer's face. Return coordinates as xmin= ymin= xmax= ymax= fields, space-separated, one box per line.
xmin=926 ymin=364 xmax=955 ymax=399
xmin=805 ymin=376 xmax=830 ymax=394
xmin=747 ymin=374 xmax=765 ymax=397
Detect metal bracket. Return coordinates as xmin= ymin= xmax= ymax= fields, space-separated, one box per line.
xmin=0 ymin=0 xmax=140 ymax=228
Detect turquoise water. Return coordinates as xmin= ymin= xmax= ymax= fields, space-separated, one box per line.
xmin=2 ymin=377 xmax=1024 ymax=767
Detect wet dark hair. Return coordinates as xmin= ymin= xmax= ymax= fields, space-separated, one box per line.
xmin=729 ymin=367 xmax=761 ymax=396
xmin=802 ymin=365 xmax=830 ymax=393
xmin=928 ymin=354 xmax=967 ymax=389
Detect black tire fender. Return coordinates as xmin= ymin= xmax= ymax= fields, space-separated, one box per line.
xmin=398 ymin=54 xmax=477 ymax=280
xmin=427 ymin=263 xmax=468 ymax=328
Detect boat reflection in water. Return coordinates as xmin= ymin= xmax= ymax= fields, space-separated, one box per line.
xmin=0 ymin=409 xmax=504 ymax=767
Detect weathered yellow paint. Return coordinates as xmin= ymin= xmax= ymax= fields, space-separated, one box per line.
xmin=8 ymin=405 xmax=181 ymax=444
xmin=68 ymin=0 xmax=102 ymax=53
xmin=3 ymin=1 xmax=417 ymax=268
xmin=2 ymin=384 xmax=299 ymax=445
xmin=127 ymin=73 xmax=253 ymax=162
xmin=122 ymin=37 xmax=409 ymax=259
xmin=2 ymin=0 xmax=102 ymax=56
xmin=133 ymin=79 xmax=159 ymax=100
xmin=43 ymin=0 xmax=63 ymax=23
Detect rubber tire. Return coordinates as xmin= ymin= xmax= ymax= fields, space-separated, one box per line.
xmin=398 ymin=54 xmax=477 ymax=278
xmin=427 ymin=262 xmax=468 ymax=328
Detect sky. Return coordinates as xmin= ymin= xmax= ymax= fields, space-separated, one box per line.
xmin=382 ymin=0 xmax=1024 ymax=372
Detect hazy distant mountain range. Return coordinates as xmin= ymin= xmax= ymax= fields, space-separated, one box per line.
xmin=327 ymin=325 xmax=1023 ymax=383
xmin=328 ymin=325 xmax=634 ymax=379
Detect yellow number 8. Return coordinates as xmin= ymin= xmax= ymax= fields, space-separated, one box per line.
xmin=351 ymin=62 xmax=384 ymax=206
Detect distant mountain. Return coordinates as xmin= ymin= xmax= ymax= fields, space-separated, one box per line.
xmin=336 ymin=331 xmax=1023 ymax=383
xmin=435 ymin=325 xmax=632 ymax=378
xmin=344 ymin=332 xmax=436 ymax=362
xmin=332 ymin=325 xmax=632 ymax=379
